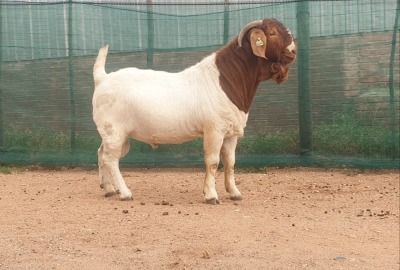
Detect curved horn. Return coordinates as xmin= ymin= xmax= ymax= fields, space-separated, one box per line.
xmin=238 ymin=20 xmax=263 ymax=47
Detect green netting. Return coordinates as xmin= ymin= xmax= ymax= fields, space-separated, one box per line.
xmin=0 ymin=0 xmax=399 ymax=168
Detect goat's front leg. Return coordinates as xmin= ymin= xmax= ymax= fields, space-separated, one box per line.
xmin=221 ymin=136 xmax=242 ymax=201
xmin=203 ymin=131 xmax=224 ymax=205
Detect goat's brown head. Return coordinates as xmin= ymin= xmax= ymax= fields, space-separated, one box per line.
xmin=238 ymin=18 xmax=296 ymax=84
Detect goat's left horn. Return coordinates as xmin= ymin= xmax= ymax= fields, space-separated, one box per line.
xmin=238 ymin=20 xmax=263 ymax=47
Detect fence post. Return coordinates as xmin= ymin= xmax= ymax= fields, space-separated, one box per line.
xmin=0 ymin=3 xmax=3 ymax=148
xmin=296 ymin=1 xmax=313 ymax=156
xmin=223 ymin=0 xmax=229 ymax=44
xmin=389 ymin=0 xmax=399 ymax=159
xmin=68 ymin=0 xmax=76 ymax=159
xmin=147 ymin=0 xmax=154 ymax=69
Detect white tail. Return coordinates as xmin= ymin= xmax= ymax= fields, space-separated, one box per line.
xmin=93 ymin=45 xmax=109 ymax=88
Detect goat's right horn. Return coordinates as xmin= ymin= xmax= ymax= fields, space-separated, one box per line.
xmin=238 ymin=20 xmax=263 ymax=47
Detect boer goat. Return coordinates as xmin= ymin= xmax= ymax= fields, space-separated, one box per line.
xmin=93 ymin=18 xmax=296 ymax=204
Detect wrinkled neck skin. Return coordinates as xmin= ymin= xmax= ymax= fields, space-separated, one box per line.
xmin=215 ymin=38 xmax=275 ymax=113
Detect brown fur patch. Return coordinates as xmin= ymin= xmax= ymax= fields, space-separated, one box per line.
xmin=215 ymin=19 xmax=295 ymax=113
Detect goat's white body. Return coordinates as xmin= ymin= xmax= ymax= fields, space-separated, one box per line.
xmin=93 ymin=50 xmax=246 ymax=202
xmin=93 ymin=54 xmax=247 ymax=147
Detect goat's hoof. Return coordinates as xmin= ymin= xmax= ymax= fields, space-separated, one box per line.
xmin=230 ymin=194 xmax=243 ymax=201
xmin=120 ymin=196 xmax=133 ymax=201
xmin=105 ymin=191 xmax=117 ymax=197
xmin=205 ymin=198 xmax=220 ymax=205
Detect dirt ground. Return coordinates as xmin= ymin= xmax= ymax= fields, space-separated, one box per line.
xmin=0 ymin=167 xmax=399 ymax=270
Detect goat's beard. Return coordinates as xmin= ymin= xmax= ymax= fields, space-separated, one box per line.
xmin=271 ymin=63 xmax=289 ymax=84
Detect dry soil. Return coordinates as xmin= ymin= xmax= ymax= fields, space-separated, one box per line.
xmin=0 ymin=167 xmax=399 ymax=270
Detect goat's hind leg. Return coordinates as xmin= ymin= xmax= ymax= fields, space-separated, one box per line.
xmin=98 ymin=143 xmax=117 ymax=197
xmin=102 ymin=139 xmax=133 ymax=201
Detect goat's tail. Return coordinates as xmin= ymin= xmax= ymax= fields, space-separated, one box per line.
xmin=93 ymin=45 xmax=109 ymax=88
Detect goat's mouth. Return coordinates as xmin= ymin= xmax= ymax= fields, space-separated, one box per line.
xmin=271 ymin=63 xmax=289 ymax=85
xmin=281 ymin=50 xmax=296 ymax=65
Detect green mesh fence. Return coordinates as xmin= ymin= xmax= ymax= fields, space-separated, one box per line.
xmin=0 ymin=0 xmax=399 ymax=168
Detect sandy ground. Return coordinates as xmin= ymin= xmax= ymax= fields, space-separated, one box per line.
xmin=0 ymin=167 xmax=399 ymax=270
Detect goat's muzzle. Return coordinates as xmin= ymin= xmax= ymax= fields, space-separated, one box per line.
xmin=281 ymin=49 xmax=296 ymax=66
xmin=271 ymin=63 xmax=290 ymax=85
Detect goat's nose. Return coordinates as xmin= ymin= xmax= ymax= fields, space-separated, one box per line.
xmin=287 ymin=40 xmax=296 ymax=53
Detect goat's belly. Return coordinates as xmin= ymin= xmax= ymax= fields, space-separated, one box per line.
xmin=134 ymin=133 xmax=202 ymax=148
xmin=130 ymin=131 xmax=202 ymax=147
xmin=128 ymin=120 xmax=203 ymax=146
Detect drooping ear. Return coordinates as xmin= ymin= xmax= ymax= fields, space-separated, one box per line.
xmin=249 ymin=29 xmax=267 ymax=59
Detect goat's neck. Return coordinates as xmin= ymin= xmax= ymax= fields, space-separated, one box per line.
xmin=215 ymin=40 xmax=272 ymax=113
